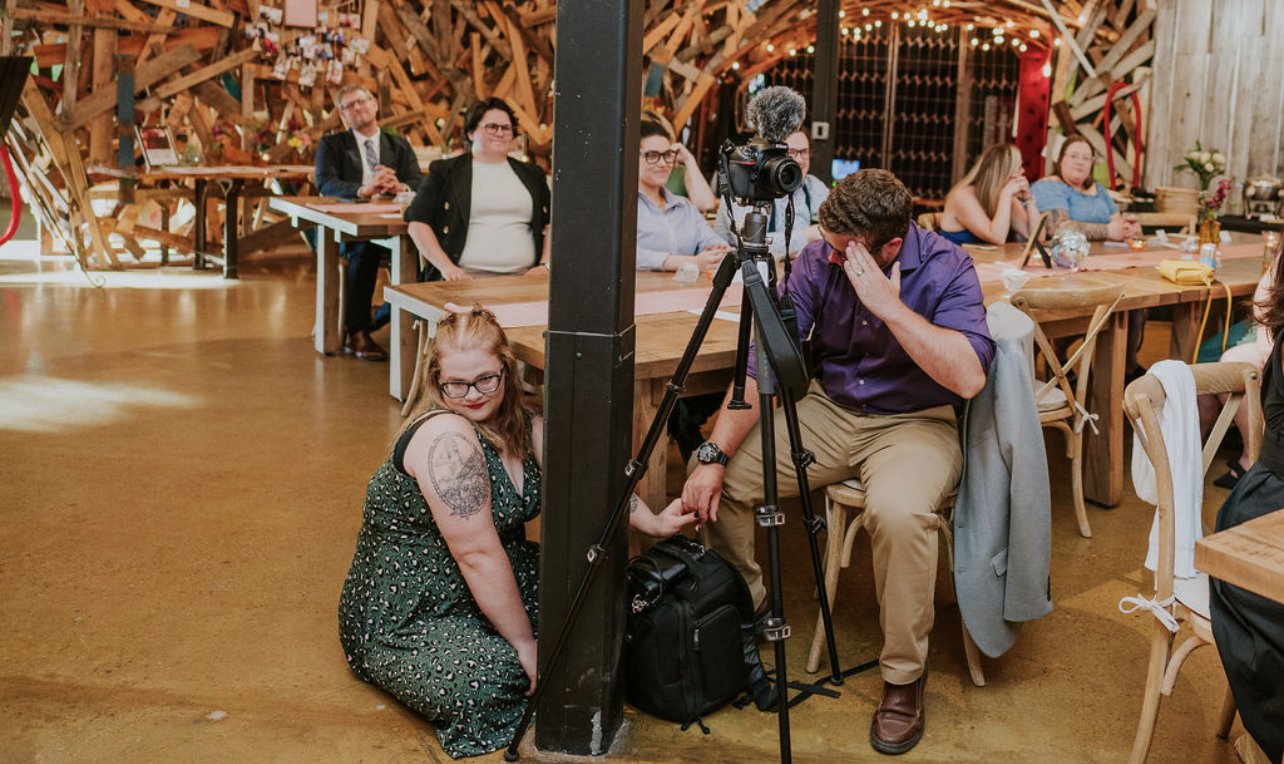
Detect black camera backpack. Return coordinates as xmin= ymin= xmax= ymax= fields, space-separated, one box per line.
xmin=624 ymin=535 xmax=773 ymax=728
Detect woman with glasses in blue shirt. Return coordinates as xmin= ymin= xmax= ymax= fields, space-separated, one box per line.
xmin=635 ymin=120 xmax=731 ymax=273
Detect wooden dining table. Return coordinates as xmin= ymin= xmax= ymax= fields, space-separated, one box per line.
xmin=270 ymin=195 xmax=422 ymax=399
xmin=383 ymin=232 xmax=1268 ymax=510
xmin=1195 ymin=508 xmax=1284 ymax=603
xmin=970 ymin=233 xmax=1265 ymax=506
xmin=90 ymin=164 xmax=316 ymax=278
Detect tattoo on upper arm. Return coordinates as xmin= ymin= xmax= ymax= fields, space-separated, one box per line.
xmin=427 ymin=432 xmax=489 ymax=519
xmin=629 ymin=495 xmax=640 ymax=513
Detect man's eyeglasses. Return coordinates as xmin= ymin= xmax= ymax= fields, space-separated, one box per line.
xmin=439 ymin=370 xmax=505 ymax=399
xmin=786 ymin=148 xmax=810 ymax=160
xmin=339 ymin=95 xmax=372 ymax=111
xmin=480 ymin=123 xmax=514 ymax=136
xmin=641 ymin=149 xmax=680 ymax=165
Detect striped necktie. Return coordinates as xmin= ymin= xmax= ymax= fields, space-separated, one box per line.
xmin=363 ymin=137 xmax=379 ymax=171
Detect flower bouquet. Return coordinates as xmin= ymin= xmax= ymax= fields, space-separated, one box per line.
xmin=1174 ymin=140 xmax=1226 ymax=193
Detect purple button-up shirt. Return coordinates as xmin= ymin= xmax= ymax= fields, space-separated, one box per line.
xmin=748 ymin=224 xmax=995 ymax=414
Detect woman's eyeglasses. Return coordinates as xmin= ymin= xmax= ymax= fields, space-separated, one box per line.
xmin=480 ymin=123 xmax=514 ymax=136
xmin=641 ymin=149 xmax=680 ymax=165
xmin=786 ymin=148 xmax=810 ymax=160
xmin=440 ymin=370 xmax=505 ymax=398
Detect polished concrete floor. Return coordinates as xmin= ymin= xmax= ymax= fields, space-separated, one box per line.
xmin=0 ymin=233 xmax=1248 ymax=763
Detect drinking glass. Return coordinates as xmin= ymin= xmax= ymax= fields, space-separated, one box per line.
xmin=1264 ymin=230 xmax=1283 ymax=273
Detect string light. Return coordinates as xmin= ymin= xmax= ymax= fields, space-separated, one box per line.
xmin=766 ymin=43 xmax=774 ymax=52
xmin=807 ymin=44 xmax=815 ymax=53
xmin=891 ymin=11 xmax=899 ymax=19
xmin=1030 ymin=29 xmax=1040 ymax=38
xmin=838 ymin=9 xmax=846 ymax=17
xmin=982 ymin=42 xmax=991 ymax=51
xmin=1042 ymin=63 xmax=1052 ymax=77
xmin=732 ymin=61 xmax=740 ymax=70
xmin=874 ymin=19 xmax=881 ymax=27
xmin=789 ymin=48 xmax=797 ymax=56
xmin=970 ymin=37 xmax=979 ymax=46
xmin=907 ymin=19 xmax=915 ymax=27
xmin=862 ymin=7 xmax=870 ymax=15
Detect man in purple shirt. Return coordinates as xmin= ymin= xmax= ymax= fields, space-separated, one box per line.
xmin=681 ymin=169 xmax=994 ymax=756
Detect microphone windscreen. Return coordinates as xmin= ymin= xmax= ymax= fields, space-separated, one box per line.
xmin=746 ymin=86 xmax=806 ymax=144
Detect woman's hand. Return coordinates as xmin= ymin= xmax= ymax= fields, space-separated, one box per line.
xmin=441 ymin=263 xmax=472 ymax=281
xmin=1003 ymin=173 xmax=1031 ymax=201
xmin=514 ymin=638 xmax=538 ymax=697
xmin=696 ymin=245 xmax=731 ymax=271
xmin=673 ymin=142 xmax=697 ymax=167
xmin=629 ymin=496 xmax=699 ymax=537
xmin=1106 ymin=216 xmax=1129 ymax=242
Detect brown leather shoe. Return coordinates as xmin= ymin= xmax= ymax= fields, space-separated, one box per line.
xmin=869 ymin=671 xmax=927 ymax=755
xmin=344 ymin=330 xmax=387 ymax=362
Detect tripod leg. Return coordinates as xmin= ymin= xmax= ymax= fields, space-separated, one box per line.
xmin=503 ymin=255 xmax=742 ymax=761
xmin=779 ymin=394 xmax=844 ymax=684
xmin=753 ymin=337 xmax=792 ymax=764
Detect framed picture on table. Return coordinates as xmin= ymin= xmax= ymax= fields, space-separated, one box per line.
xmin=1020 ymin=210 xmax=1054 ymax=269
xmin=136 ymin=126 xmax=179 ymax=170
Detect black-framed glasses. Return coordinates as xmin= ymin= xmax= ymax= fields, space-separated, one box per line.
xmin=641 ymin=149 xmax=680 ymax=165
xmin=439 ymin=369 xmax=505 ymax=398
xmin=480 ymin=123 xmax=514 ymax=136
xmin=786 ymin=148 xmax=810 ymax=160
xmin=339 ymin=95 xmax=372 ymax=111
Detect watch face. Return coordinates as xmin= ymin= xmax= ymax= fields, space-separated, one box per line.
xmin=697 ymin=442 xmax=721 ymax=463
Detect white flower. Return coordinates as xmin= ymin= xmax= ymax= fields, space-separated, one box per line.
xmin=1204 ymin=162 xmax=1215 ymax=171
xmin=1187 ymin=150 xmax=1199 ymax=161
xmin=1198 ymin=151 xmax=1210 ymax=163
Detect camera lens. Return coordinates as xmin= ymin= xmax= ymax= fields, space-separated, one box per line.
xmin=766 ymin=156 xmax=803 ymax=196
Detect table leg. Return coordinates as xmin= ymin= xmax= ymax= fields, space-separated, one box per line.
xmin=222 ymin=179 xmax=241 ymax=279
xmin=193 ymin=178 xmax=206 ymax=271
xmin=316 ymin=225 xmax=340 ymax=355
xmin=635 ymin=379 xmax=669 ymax=516
xmin=388 ymin=234 xmax=417 ymax=401
xmin=159 ymin=204 xmax=169 ymax=266
xmin=1170 ymin=302 xmax=1203 ymax=363
xmin=1083 ymin=311 xmax=1126 ymax=507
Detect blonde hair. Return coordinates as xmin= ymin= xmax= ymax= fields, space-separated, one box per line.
xmin=953 ymin=143 xmax=1023 ymax=218
xmin=400 ymin=305 xmax=529 ymax=458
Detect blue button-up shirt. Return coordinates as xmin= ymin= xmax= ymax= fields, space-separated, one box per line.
xmin=636 ymin=189 xmax=725 ymax=271
xmin=748 ymin=225 xmax=995 ymax=413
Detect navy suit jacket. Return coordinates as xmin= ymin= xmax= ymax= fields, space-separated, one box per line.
xmin=315 ymin=128 xmax=423 ymax=199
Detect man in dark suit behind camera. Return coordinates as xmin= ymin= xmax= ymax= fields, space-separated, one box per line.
xmin=315 ymin=85 xmax=422 ymax=361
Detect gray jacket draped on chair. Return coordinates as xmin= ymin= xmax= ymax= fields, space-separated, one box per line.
xmin=953 ymin=301 xmax=1053 ymax=657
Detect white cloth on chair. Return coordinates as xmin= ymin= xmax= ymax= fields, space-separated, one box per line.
xmin=1130 ymin=359 xmax=1203 ymax=581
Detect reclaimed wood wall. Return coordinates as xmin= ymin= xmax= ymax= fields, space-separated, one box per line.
xmin=1146 ymin=0 xmax=1284 ymax=190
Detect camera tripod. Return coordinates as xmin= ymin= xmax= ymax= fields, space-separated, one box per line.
xmin=504 ymin=191 xmax=876 ymax=763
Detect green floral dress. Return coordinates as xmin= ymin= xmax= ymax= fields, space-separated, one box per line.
xmin=339 ymin=411 xmax=540 ymax=758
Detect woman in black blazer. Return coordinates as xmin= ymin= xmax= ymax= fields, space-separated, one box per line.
xmin=404 ymin=98 xmax=551 ymax=281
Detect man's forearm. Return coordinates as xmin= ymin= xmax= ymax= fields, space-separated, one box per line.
xmin=707 ymin=375 xmax=765 ymax=457
xmin=883 ymin=304 xmax=986 ymax=399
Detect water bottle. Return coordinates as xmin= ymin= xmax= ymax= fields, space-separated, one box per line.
xmin=1199 ymin=242 xmax=1218 ymax=272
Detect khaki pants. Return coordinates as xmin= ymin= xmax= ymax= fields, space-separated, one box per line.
xmin=702 ymin=381 xmax=961 ymax=684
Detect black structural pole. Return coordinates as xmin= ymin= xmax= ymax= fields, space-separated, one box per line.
xmin=811 ymin=0 xmax=841 ymax=185
xmin=535 ymin=0 xmax=643 ymax=756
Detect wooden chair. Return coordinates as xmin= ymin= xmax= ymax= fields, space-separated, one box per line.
xmin=1010 ymin=284 xmax=1125 ymax=537
xmin=805 ymin=479 xmax=987 ymax=687
xmin=1121 ymin=361 xmax=1262 ymax=763
xmin=916 ymin=211 xmax=942 ymax=231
